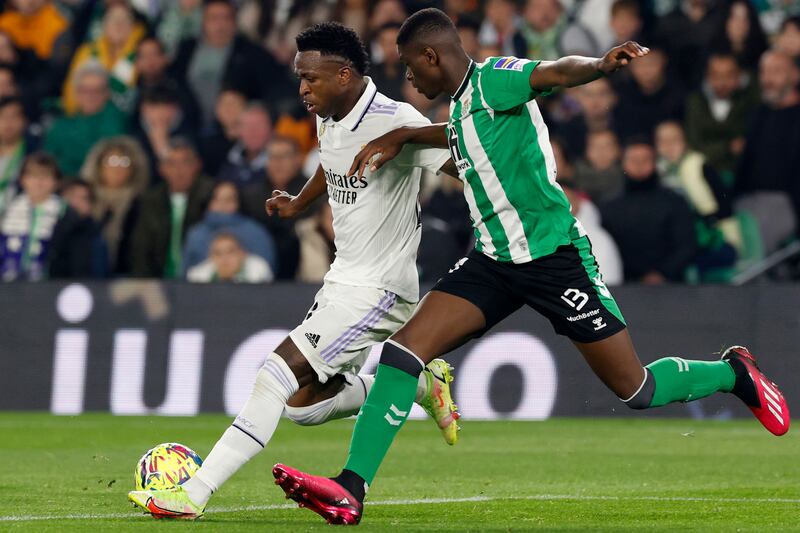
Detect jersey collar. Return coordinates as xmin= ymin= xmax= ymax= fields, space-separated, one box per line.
xmin=451 ymin=60 xmax=475 ymax=101
xmin=326 ymin=77 xmax=378 ymax=132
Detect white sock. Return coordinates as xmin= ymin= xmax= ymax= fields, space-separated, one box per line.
xmin=182 ymin=353 xmax=299 ymax=506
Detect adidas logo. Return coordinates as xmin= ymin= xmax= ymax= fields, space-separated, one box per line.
xmin=305 ymin=332 xmax=320 ymax=348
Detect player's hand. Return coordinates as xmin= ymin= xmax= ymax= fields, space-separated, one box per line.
xmin=598 ymin=41 xmax=649 ymax=75
xmin=348 ymin=128 xmax=410 ymax=178
xmin=265 ymin=190 xmax=301 ymax=218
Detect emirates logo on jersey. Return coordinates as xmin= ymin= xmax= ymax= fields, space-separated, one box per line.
xmin=324 ymin=168 xmax=368 ymax=205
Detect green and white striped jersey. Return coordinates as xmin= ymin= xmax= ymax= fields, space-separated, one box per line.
xmin=447 ymin=56 xmax=578 ymax=263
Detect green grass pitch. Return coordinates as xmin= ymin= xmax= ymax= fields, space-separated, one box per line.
xmin=1 ymin=413 xmax=798 ymax=531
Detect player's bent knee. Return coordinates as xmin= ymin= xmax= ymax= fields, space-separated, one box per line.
xmin=253 ymin=352 xmax=301 ymax=402
xmin=620 ymin=368 xmax=655 ymax=410
xmin=284 ymin=398 xmax=337 ymax=426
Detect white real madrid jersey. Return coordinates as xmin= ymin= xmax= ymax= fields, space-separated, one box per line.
xmin=315 ymin=77 xmax=450 ymax=302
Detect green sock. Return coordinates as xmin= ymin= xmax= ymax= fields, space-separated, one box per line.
xmin=646 ymin=357 xmax=736 ymax=407
xmin=342 ymin=362 xmax=419 ymax=485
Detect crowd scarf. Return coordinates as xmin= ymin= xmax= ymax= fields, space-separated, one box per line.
xmin=0 ymin=142 xmax=25 ymax=215
xmin=0 ymin=194 xmax=65 ymax=281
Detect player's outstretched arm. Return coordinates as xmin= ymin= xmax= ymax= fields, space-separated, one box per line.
xmin=348 ymin=124 xmax=448 ymax=178
xmin=265 ymin=164 xmax=326 ymax=218
xmin=529 ymin=41 xmax=649 ymax=91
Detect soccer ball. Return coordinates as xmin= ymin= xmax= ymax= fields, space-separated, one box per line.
xmin=134 ymin=443 xmax=203 ymax=491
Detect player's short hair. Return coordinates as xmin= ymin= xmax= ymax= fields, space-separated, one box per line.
xmin=397 ymin=8 xmax=458 ymax=48
xmin=295 ymin=22 xmax=369 ymax=76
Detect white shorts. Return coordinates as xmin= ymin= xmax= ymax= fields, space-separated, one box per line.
xmin=289 ymin=282 xmax=416 ymax=383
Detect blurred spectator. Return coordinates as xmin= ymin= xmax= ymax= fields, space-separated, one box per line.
xmin=775 ymin=16 xmax=800 ymax=61
xmin=80 ymin=136 xmax=149 ymax=274
xmin=183 ymin=180 xmax=276 ymax=275
xmin=479 ymin=0 xmax=524 ymax=57
xmin=573 ymin=0 xmax=616 ymax=51
xmin=558 ymin=176 xmax=623 ymax=285
xmin=218 ymin=103 xmax=272 ymax=187
xmin=557 ymin=77 xmax=619 ymax=159
xmin=734 ymin=49 xmax=800 ymax=254
xmin=0 ymin=97 xmax=35 ymax=216
xmin=45 ymin=63 xmax=128 ymax=176
xmin=457 ymin=16 xmax=482 ymax=59
xmin=367 ymin=0 xmax=406 ymax=38
xmin=0 ymin=65 xmax=18 ymax=101
xmin=370 ymin=22 xmax=404 ymax=101
xmin=171 ymin=0 xmax=291 ymax=127
xmin=0 ymin=152 xmax=98 ymax=280
xmin=241 ymin=136 xmax=307 ymax=280
xmin=517 ymin=0 xmax=596 ymax=60
xmin=60 ymin=179 xmax=109 ymax=277
xmin=574 ymin=130 xmax=624 ymax=203
xmin=655 ymin=0 xmax=725 ymax=88
xmin=187 ymin=232 xmax=272 ymax=283
xmin=600 ymin=140 xmax=696 ymax=284
xmin=615 ymin=47 xmax=684 ymax=141
xmin=133 ymin=37 xmax=200 ymax=129
xmin=709 ymin=0 xmax=768 ymax=75
xmin=335 ymin=0 xmax=368 ymax=40
xmin=0 ymin=30 xmax=46 ymax=118
xmin=655 ymin=121 xmax=739 ymax=275
xmin=418 ymin=213 xmax=463 ymax=283
xmin=295 ymin=201 xmax=335 ymax=283
xmin=199 ymin=88 xmax=246 ymax=176
xmin=0 ymin=0 xmax=68 ymax=60
xmin=423 ymin=176 xmax=472 ymax=253
xmin=684 ymin=52 xmax=758 ymax=176
xmin=62 ymin=3 xmax=145 ymax=115
xmin=156 ymin=0 xmax=203 ymax=58
xmin=134 ymin=84 xmax=197 ymax=178
xmin=130 ymin=138 xmax=214 ymax=278
xmin=609 ymin=0 xmax=644 ymax=45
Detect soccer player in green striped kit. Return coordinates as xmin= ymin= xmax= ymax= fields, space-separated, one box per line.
xmin=273 ymin=8 xmax=790 ymax=525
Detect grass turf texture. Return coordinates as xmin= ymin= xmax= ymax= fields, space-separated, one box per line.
xmin=1 ymin=413 xmax=798 ymax=531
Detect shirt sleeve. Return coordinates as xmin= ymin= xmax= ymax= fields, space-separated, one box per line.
xmin=479 ymin=57 xmax=547 ymax=111
xmin=391 ymin=103 xmax=451 ymax=173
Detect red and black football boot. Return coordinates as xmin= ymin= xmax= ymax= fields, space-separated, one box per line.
xmin=273 ymin=464 xmax=363 ymax=525
xmin=722 ymin=346 xmax=790 ymax=436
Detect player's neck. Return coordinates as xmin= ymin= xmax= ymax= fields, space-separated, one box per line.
xmin=444 ymin=54 xmax=473 ymax=98
xmin=332 ymin=79 xmax=368 ymax=122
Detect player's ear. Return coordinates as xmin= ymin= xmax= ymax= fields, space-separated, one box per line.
xmin=338 ymin=65 xmax=352 ymax=85
xmin=423 ymin=47 xmax=439 ymax=66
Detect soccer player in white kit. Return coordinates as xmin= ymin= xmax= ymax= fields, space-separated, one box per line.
xmin=127 ymin=22 xmax=460 ymax=519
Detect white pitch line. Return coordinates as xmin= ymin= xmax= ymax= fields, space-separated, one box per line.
xmin=2 ymin=493 xmax=799 ymax=522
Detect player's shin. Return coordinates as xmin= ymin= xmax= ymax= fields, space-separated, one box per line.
xmin=622 ymin=357 xmax=735 ymax=409
xmin=334 ymin=341 xmax=424 ymax=501
xmin=182 ymin=353 xmax=299 ymax=505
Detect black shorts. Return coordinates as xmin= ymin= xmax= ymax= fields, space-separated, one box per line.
xmin=432 ymin=234 xmax=626 ymax=343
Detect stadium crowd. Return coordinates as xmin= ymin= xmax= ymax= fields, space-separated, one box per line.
xmin=0 ymin=0 xmax=798 ymax=285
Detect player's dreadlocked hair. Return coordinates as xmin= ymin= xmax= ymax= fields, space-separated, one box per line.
xmin=295 ymin=22 xmax=370 ymax=75
xmin=397 ymin=8 xmax=458 ymax=47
